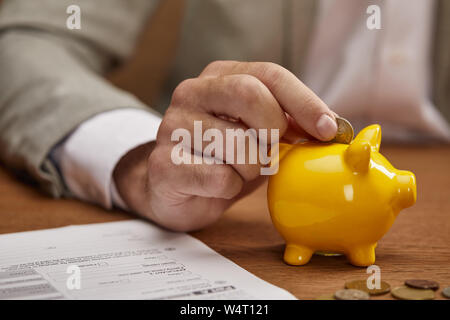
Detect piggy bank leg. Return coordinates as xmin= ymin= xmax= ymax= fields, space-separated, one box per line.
xmin=284 ymin=244 xmax=313 ymax=266
xmin=346 ymin=244 xmax=376 ymax=267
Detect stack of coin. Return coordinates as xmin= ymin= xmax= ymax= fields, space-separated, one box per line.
xmin=391 ymin=279 xmax=439 ymax=300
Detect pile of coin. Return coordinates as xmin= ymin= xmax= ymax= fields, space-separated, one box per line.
xmin=391 ymin=279 xmax=440 ymax=300
xmin=317 ymin=279 xmax=450 ymax=300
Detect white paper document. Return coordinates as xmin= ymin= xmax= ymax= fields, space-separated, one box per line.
xmin=0 ymin=220 xmax=296 ymax=300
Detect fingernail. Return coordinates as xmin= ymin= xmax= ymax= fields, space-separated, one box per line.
xmin=316 ymin=114 xmax=337 ymax=141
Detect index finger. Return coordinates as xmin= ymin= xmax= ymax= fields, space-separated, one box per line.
xmin=200 ymin=61 xmax=337 ymax=141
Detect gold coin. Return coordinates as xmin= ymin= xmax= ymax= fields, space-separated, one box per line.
xmin=404 ymin=279 xmax=439 ymax=291
xmin=331 ymin=117 xmax=354 ymax=144
xmin=442 ymin=287 xmax=450 ymax=299
xmin=315 ymin=293 xmax=336 ymax=300
xmin=391 ymin=286 xmax=435 ymax=300
xmin=334 ymin=289 xmax=370 ymax=300
xmin=345 ymin=279 xmax=391 ymax=295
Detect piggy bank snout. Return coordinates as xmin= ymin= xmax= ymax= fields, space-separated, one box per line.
xmin=394 ymin=171 xmax=417 ymax=210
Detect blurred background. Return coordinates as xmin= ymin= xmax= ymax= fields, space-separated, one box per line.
xmin=107 ymin=0 xmax=450 ymax=143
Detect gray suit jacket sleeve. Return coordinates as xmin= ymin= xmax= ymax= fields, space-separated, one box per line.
xmin=0 ymin=0 xmax=160 ymax=197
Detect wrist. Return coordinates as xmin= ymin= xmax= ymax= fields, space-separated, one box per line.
xmin=113 ymin=141 xmax=156 ymax=214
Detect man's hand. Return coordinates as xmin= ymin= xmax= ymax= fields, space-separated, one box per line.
xmin=114 ymin=61 xmax=337 ymax=232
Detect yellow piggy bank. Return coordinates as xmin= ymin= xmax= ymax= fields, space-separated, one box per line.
xmin=267 ymin=125 xmax=416 ymax=267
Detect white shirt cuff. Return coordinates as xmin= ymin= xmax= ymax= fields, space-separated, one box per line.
xmin=51 ymin=108 xmax=162 ymax=209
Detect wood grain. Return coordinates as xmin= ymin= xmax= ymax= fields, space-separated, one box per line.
xmin=0 ymin=145 xmax=449 ymax=300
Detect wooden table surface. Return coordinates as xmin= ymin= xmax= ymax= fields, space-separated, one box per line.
xmin=1 ymin=145 xmax=449 ymax=300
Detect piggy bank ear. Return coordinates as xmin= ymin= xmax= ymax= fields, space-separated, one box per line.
xmin=345 ymin=142 xmax=371 ymax=173
xmin=353 ymin=124 xmax=381 ymax=152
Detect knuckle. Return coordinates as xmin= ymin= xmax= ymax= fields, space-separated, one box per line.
xmin=157 ymin=109 xmax=179 ymax=141
xmin=237 ymin=164 xmax=261 ymax=182
xmin=203 ymin=60 xmax=236 ymax=75
xmin=204 ymin=60 xmax=226 ymax=72
xmin=171 ymin=78 xmax=197 ymax=106
xmin=210 ymin=166 xmax=237 ymax=198
xmin=232 ymin=74 xmax=264 ymax=107
xmin=257 ymin=62 xmax=287 ymax=87
xmin=147 ymin=147 xmax=168 ymax=179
